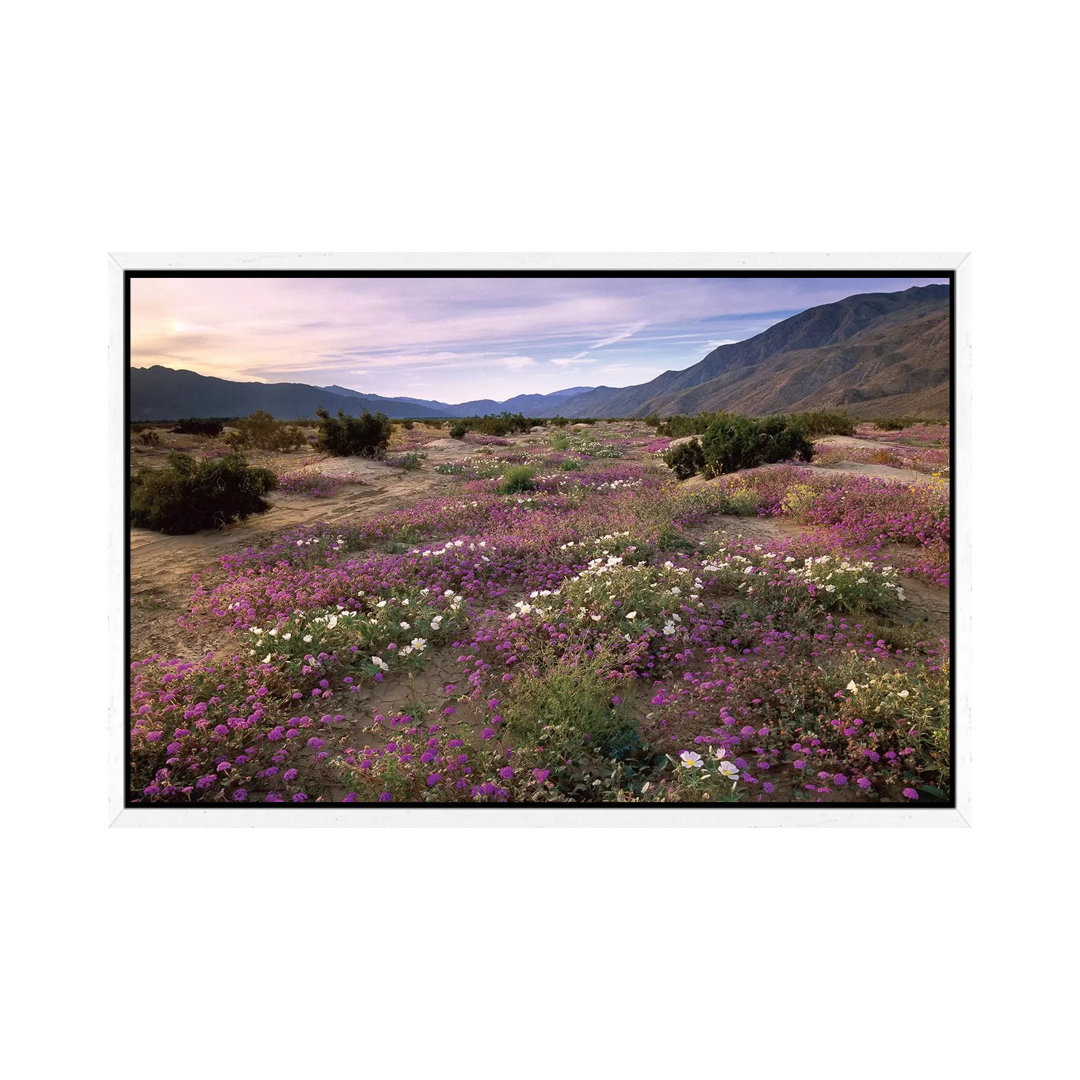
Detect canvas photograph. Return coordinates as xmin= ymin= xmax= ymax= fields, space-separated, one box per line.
xmin=125 ymin=266 xmax=955 ymax=811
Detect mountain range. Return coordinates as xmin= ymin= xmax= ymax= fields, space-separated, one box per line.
xmin=129 ymin=284 xmax=949 ymax=421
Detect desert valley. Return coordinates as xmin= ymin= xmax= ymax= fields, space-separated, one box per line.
xmin=128 ymin=281 xmax=951 ymax=806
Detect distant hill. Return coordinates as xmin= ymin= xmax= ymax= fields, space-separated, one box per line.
xmin=130 ymin=286 xmax=949 ymax=422
xmin=129 ymin=367 xmax=446 ymax=421
xmin=557 ymin=284 xmax=950 ymax=419
xmin=129 ymin=366 xmax=597 ymax=422
xmin=390 ymin=387 xmax=596 ymax=417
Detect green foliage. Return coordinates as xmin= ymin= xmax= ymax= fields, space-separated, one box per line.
xmin=315 ymin=406 xmax=392 ymax=457
xmin=227 ymin=410 xmax=306 ymax=451
xmin=786 ymin=409 xmax=854 ymax=437
xmin=130 ymin=452 xmax=276 ymax=534
xmin=657 ymin=411 xmax=729 ymax=438
xmin=449 ymin=422 xmax=468 ymax=439
xmin=500 ymin=661 xmax=638 ymax=758
xmin=498 ymin=465 xmax=536 ymax=494
xmin=136 ymin=428 xmax=161 ymax=447
xmin=399 ymin=418 xmax=415 ymax=430
xmin=663 ymin=438 xmax=705 ymax=480
xmin=452 ymin=412 xmax=534 ymax=437
xmin=700 ymin=414 xmax=813 ymax=475
xmin=550 ymin=416 xmax=569 ymax=427
xmin=558 ymin=458 xmax=584 ymax=471
xmin=172 ymin=418 xmax=224 ymax=437
xmin=872 ymin=416 xmax=940 ymax=431
xmin=659 ymin=409 xmax=852 ymax=440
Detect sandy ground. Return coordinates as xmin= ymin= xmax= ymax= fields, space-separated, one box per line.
xmin=129 ymin=428 xmax=566 ymax=657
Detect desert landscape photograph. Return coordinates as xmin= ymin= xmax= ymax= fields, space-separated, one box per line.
xmin=127 ymin=271 xmax=953 ymax=808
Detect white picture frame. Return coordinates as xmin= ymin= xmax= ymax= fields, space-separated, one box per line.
xmin=109 ymin=252 xmax=971 ymax=827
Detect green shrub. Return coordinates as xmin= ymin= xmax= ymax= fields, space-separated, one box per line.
xmin=550 ymin=416 xmax=569 ymax=427
xmin=664 ymin=438 xmax=705 ymax=480
xmin=656 ymin=409 xmax=847 ymax=441
xmin=559 ymin=458 xmax=584 ymax=471
xmin=657 ymin=412 xmax=727 ymax=438
xmin=130 ymin=452 xmax=276 ymax=534
xmin=700 ymin=414 xmax=813 ymax=475
xmin=229 ymin=410 xmax=306 ymax=451
xmin=315 ymin=407 xmax=392 ymax=457
xmin=136 ymin=429 xmax=161 ymax=447
xmin=399 ymin=418 xmax=415 ymax=430
xmin=454 ymin=412 xmax=533 ymax=437
xmin=788 ymin=409 xmax=855 ymax=437
xmin=449 ymin=421 xmax=468 ymax=439
xmin=498 ymin=465 xmax=535 ymax=494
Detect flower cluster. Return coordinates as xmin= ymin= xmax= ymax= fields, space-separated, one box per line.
xmin=277 ymin=470 xmax=366 ymax=498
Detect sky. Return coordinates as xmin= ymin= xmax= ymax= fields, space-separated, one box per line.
xmin=131 ymin=275 xmax=950 ymax=403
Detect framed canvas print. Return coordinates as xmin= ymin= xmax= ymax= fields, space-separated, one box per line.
xmin=109 ymin=253 xmax=970 ymax=826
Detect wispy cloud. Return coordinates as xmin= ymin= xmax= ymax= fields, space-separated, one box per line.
xmin=131 ymin=276 xmax=949 ymax=401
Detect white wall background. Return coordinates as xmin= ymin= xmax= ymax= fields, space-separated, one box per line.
xmin=4 ymin=2 xmax=1072 ymax=1077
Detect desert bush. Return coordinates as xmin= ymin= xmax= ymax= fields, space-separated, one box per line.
xmin=559 ymin=458 xmax=584 ymax=471
xmin=700 ymin=414 xmax=813 ymax=475
xmin=399 ymin=419 xmax=415 ymax=430
xmin=130 ymin=452 xmax=276 ymax=534
xmin=788 ymin=410 xmax=855 ymax=437
xmin=498 ymin=465 xmax=536 ymax=494
xmin=449 ymin=422 xmax=468 ymax=439
xmin=172 ymin=418 xmax=225 ymax=437
xmin=664 ymin=438 xmax=705 ymax=480
xmin=228 ymin=410 xmax=306 ymax=451
xmin=657 ymin=412 xmax=728 ymax=438
xmin=458 ymin=412 xmax=534 ymax=437
xmin=136 ymin=428 xmax=161 ymax=447
xmin=550 ymin=416 xmax=569 ymax=427
xmin=315 ymin=407 xmax=392 ymax=457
